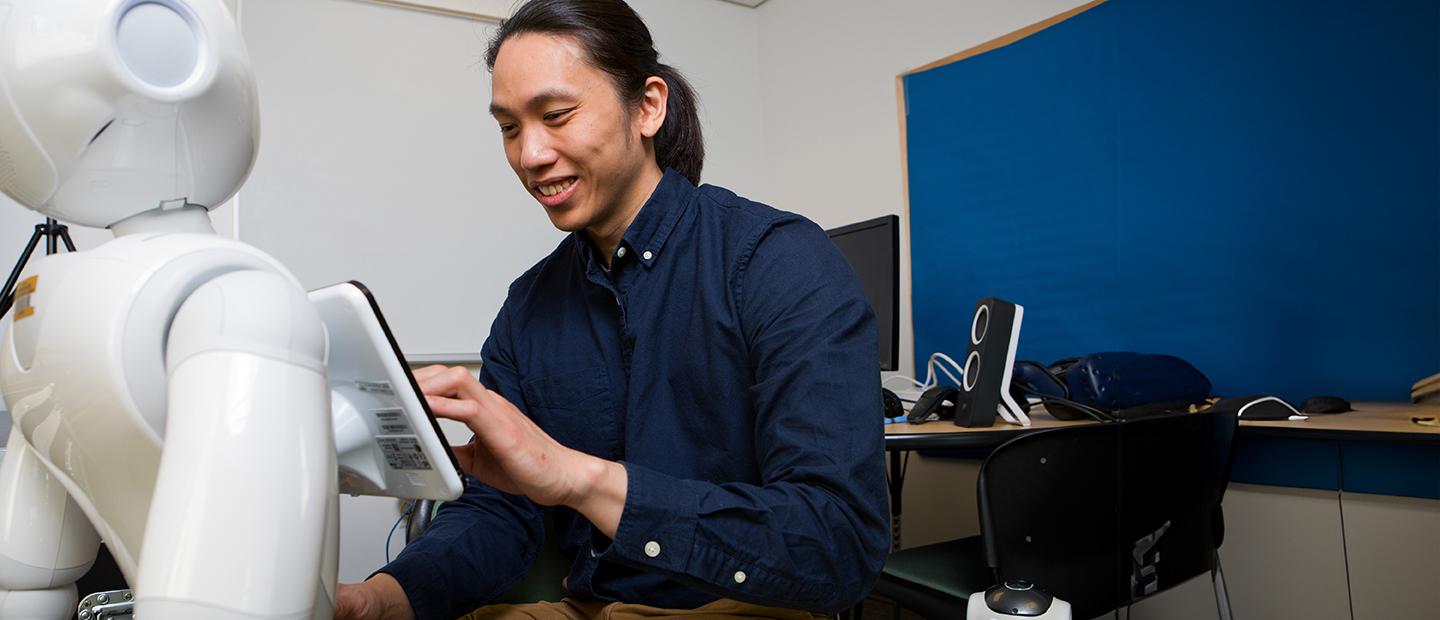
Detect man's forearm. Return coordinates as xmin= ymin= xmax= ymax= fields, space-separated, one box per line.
xmin=363 ymin=573 xmax=415 ymax=620
xmin=568 ymin=455 xmax=628 ymax=538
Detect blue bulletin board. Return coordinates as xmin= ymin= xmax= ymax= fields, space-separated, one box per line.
xmin=904 ymin=0 xmax=1439 ymax=402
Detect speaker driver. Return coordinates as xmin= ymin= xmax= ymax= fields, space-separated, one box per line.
xmin=971 ymin=303 xmax=989 ymax=345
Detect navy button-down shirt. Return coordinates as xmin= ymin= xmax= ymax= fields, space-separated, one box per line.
xmin=381 ymin=170 xmax=889 ymax=619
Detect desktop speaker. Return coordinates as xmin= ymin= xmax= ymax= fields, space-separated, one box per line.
xmin=953 ymin=297 xmax=1030 ymax=427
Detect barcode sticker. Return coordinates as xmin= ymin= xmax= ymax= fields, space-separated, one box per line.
xmin=373 ymin=408 xmax=413 ymax=435
xmin=357 ymin=380 xmax=394 ymax=395
xmin=378 ymin=436 xmax=432 ymax=471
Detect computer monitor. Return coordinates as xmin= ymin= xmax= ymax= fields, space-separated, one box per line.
xmin=826 ymin=215 xmax=900 ymax=371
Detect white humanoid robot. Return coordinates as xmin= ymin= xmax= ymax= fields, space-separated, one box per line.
xmin=0 ymin=1 xmax=459 ymax=618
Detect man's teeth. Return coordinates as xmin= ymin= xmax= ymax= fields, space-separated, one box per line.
xmin=538 ymin=179 xmax=575 ymax=197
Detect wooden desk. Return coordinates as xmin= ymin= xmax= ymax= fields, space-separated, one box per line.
xmin=878 ymin=402 xmax=1438 ymax=550
xmin=882 ymin=402 xmax=1440 ymax=452
xmin=884 ymin=409 xmax=1091 ymax=450
xmin=1238 ymin=401 xmax=1440 ymax=445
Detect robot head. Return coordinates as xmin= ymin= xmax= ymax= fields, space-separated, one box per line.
xmin=0 ymin=0 xmax=257 ymax=228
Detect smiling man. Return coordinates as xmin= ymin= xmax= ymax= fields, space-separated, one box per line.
xmin=333 ymin=1 xmax=888 ymax=619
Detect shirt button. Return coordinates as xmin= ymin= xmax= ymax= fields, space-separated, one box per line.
xmin=642 ymin=250 xmax=654 ymax=261
xmin=616 ymin=247 xmax=627 ymax=259
xmin=733 ymin=570 xmax=747 ymax=584
xmin=644 ymin=541 xmax=661 ymax=558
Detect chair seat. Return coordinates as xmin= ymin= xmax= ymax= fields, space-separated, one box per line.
xmin=873 ymin=536 xmax=992 ymax=617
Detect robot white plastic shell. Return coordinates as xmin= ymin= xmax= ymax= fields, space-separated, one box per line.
xmin=0 ymin=0 xmax=460 ymax=616
xmin=0 ymin=0 xmax=258 ymax=226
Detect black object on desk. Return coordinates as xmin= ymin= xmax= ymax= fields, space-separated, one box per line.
xmin=1301 ymin=395 xmax=1352 ymax=414
xmin=826 ymin=215 xmax=899 ymax=371
xmin=907 ymin=386 xmax=956 ymax=424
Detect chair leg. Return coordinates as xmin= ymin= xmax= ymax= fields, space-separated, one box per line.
xmin=1212 ymin=559 xmax=1235 ymax=620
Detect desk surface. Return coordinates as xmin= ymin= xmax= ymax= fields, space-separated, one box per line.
xmin=1238 ymin=401 xmax=1439 ymax=444
xmin=883 ymin=402 xmax=1440 ymax=451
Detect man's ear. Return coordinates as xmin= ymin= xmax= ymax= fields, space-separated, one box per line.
xmin=637 ymin=76 xmax=669 ymax=139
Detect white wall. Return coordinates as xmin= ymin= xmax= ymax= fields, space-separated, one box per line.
xmin=753 ymin=0 xmax=1092 ymax=378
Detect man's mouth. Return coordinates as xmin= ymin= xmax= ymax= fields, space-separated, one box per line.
xmin=537 ymin=178 xmax=575 ymax=197
xmin=534 ymin=177 xmax=578 ymax=208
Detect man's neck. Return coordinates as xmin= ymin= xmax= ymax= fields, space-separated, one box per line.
xmin=589 ymin=164 xmax=664 ymax=267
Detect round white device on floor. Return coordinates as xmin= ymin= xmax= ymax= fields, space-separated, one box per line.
xmin=966 ymin=581 xmax=1072 ymax=620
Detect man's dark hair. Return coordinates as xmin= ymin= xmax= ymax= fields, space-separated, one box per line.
xmin=485 ymin=0 xmax=705 ymax=185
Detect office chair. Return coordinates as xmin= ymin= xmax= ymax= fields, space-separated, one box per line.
xmin=872 ymin=410 xmax=1239 ymax=619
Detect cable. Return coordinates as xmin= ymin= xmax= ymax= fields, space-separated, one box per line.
xmin=1035 ymin=394 xmax=1116 ymax=423
xmin=881 ymin=351 xmax=970 ymax=393
xmin=931 ymin=351 xmax=967 ymax=388
xmin=385 ymin=501 xmax=417 ymax=562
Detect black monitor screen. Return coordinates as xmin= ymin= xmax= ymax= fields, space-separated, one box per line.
xmin=826 ymin=215 xmax=900 ymax=371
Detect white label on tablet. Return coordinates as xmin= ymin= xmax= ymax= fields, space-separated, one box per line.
xmin=357 ymin=380 xmax=394 ymax=395
xmin=378 ymin=436 xmax=432 ymax=471
xmin=372 ymin=408 xmax=414 ymax=435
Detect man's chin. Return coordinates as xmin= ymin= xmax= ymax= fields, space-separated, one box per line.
xmin=541 ymin=206 xmax=587 ymax=233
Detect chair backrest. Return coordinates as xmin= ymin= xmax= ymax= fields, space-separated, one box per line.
xmin=976 ymin=411 xmax=1239 ymax=618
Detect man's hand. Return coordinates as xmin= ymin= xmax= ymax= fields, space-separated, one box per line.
xmin=415 ymin=365 xmax=628 ymax=536
xmin=333 ymin=574 xmax=414 ymax=620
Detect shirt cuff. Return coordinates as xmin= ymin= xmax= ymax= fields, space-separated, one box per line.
xmin=595 ymin=461 xmax=700 ymax=574
xmin=374 ymin=552 xmax=447 ymax=620
xmin=593 ymin=462 xmax=830 ymax=610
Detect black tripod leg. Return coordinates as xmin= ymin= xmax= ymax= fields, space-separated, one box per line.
xmin=59 ymin=224 xmax=78 ymax=252
xmin=0 ymin=226 xmax=46 ymax=318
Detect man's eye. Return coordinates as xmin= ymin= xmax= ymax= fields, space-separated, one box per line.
xmin=498 ymin=124 xmax=516 ymax=135
xmin=543 ymin=109 xmax=572 ymax=122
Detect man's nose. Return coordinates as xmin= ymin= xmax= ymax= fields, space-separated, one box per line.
xmin=518 ymin=129 xmax=558 ymax=171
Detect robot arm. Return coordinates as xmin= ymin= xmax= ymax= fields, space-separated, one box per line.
xmin=136 ymin=269 xmax=337 ymax=620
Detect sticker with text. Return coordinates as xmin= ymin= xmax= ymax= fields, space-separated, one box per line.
xmin=378 ymin=436 xmax=432 ymax=471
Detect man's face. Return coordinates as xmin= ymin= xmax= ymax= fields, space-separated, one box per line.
xmin=490 ymin=33 xmax=653 ymax=234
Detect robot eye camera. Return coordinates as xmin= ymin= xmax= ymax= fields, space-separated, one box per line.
xmin=0 ymin=0 xmax=257 ymax=229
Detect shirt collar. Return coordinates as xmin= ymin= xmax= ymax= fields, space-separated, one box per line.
xmin=572 ymin=168 xmax=695 ymax=271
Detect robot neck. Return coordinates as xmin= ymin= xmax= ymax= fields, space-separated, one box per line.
xmin=110 ymin=205 xmax=216 ymax=238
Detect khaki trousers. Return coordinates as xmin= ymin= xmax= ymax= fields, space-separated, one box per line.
xmin=458 ymin=597 xmax=830 ymax=620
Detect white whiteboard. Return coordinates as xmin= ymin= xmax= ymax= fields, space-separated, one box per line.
xmin=238 ymin=0 xmax=562 ymax=362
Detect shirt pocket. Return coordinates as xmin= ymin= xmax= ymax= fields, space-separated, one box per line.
xmin=521 ymin=365 xmax=618 ymax=457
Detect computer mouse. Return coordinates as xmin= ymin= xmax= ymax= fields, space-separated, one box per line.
xmin=1300 ymin=395 xmax=1351 ymax=414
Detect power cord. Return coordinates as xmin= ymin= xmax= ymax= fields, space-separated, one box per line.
xmin=385 ymin=501 xmax=417 ymax=562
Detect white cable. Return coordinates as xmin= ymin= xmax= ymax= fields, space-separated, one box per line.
xmin=931 ymin=352 xmax=967 ymax=388
xmin=882 ymin=373 xmax=928 ymax=390
xmin=882 ymin=352 xmax=969 ymax=392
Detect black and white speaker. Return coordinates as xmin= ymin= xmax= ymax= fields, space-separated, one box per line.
xmin=953 ymin=297 xmax=1030 ymax=427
